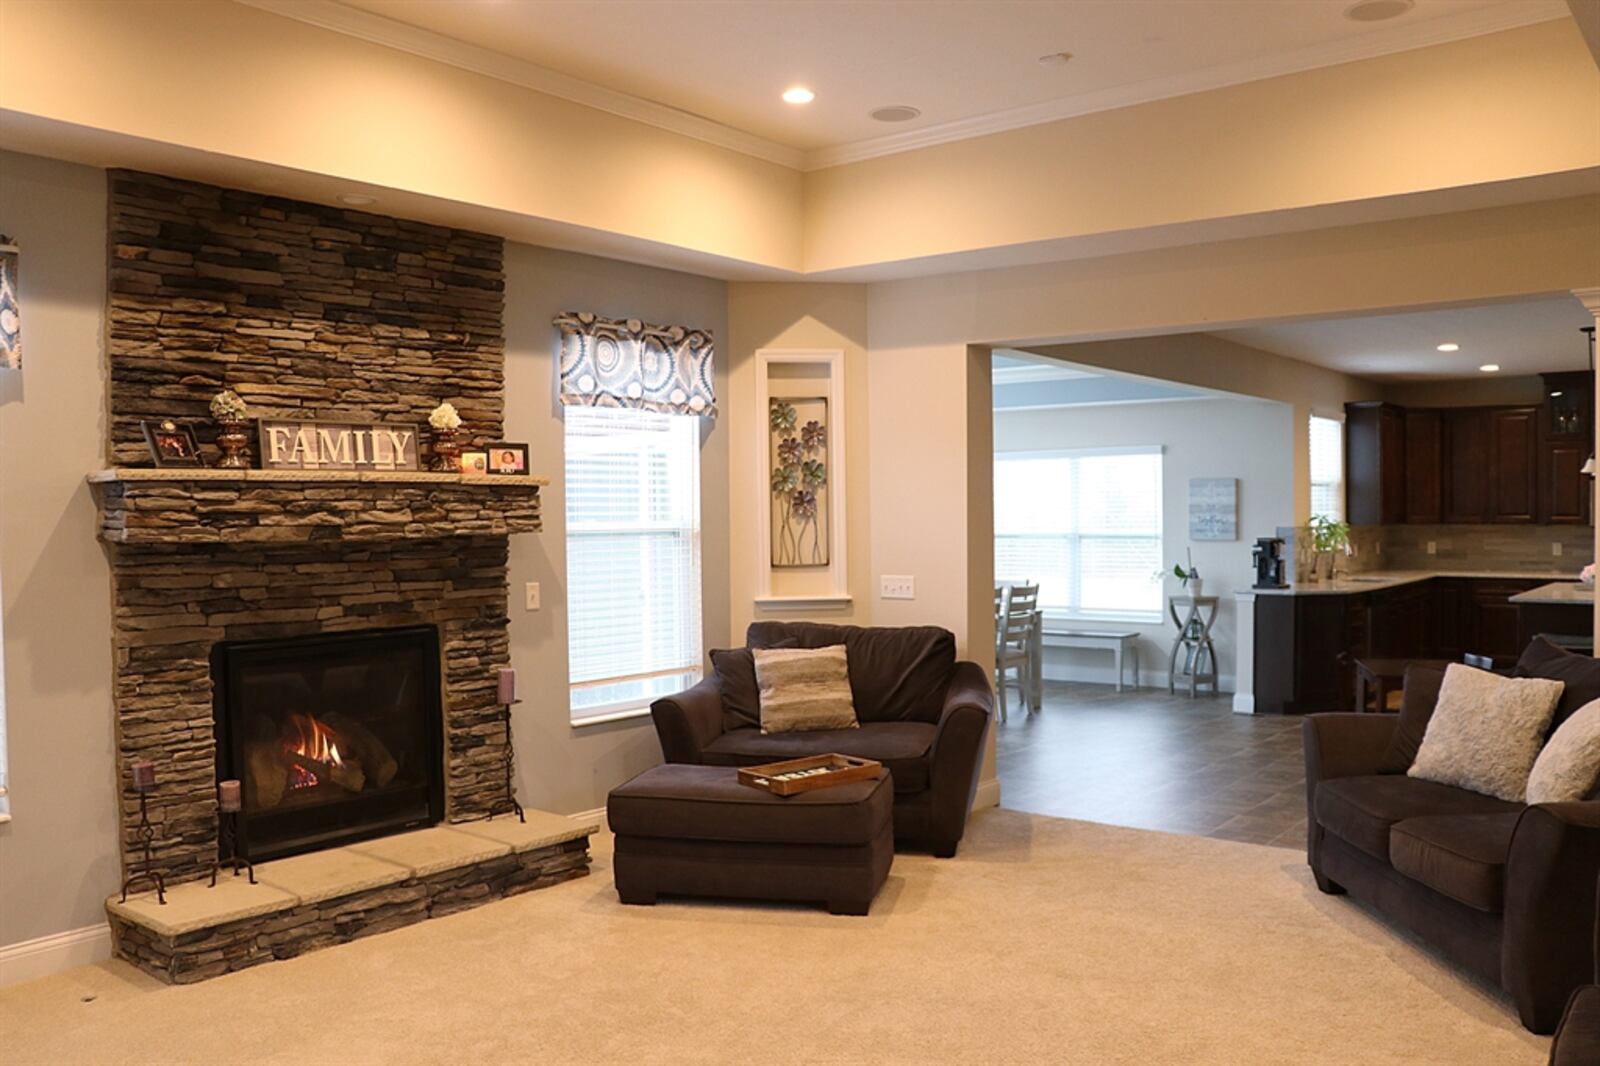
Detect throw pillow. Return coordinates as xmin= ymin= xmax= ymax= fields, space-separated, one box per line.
xmin=1526 ymin=698 xmax=1600 ymax=804
xmin=1514 ymin=636 xmax=1600 ymax=733
xmin=753 ymin=644 xmax=859 ymax=735
xmin=1408 ymin=663 xmax=1564 ymax=802
xmin=1379 ymin=663 xmax=1447 ymax=774
xmin=710 ymin=640 xmax=797 ymax=732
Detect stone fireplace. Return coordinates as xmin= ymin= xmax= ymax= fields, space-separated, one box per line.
xmin=91 ymin=171 xmax=592 ymax=982
xmin=212 ymin=624 xmax=445 ymax=862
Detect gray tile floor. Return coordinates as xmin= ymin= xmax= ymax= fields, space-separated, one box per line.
xmin=995 ymin=680 xmax=1310 ymax=849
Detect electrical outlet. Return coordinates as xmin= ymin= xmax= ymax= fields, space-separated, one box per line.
xmin=1426 ymin=541 xmax=1437 ymax=556
xmin=880 ymin=575 xmax=916 ymax=600
xmin=1553 ymin=542 xmax=1563 ymax=558
xmin=524 ymin=581 xmax=541 ymax=610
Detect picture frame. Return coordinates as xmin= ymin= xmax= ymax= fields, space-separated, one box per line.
xmin=459 ymin=450 xmax=489 ymax=476
xmin=486 ymin=441 xmax=530 ymax=476
xmin=141 ymin=419 xmax=206 ymax=468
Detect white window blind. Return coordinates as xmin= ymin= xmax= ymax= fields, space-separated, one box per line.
xmin=1309 ymin=415 xmax=1344 ymax=521
xmin=994 ymin=448 xmax=1163 ymax=620
xmin=565 ymin=406 xmax=703 ymax=721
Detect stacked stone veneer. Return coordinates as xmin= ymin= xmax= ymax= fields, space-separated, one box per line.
xmin=99 ymin=172 xmax=529 ymax=888
xmin=107 ymin=170 xmax=504 ymax=466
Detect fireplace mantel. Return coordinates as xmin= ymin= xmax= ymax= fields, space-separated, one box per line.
xmin=87 ymin=468 xmax=545 ymax=545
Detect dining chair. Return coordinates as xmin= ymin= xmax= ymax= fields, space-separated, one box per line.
xmin=995 ymin=583 xmax=1040 ymax=722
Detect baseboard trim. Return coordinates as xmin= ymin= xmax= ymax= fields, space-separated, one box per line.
xmin=1232 ymin=693 xmax=1256 ymax=715
xmin=974 ymin=776 xmax=1001 ymax=811
xmin=0 ymin=923 xmax=112 ymax=988
xmin=571 ymin=806 xmax=609 ymax=834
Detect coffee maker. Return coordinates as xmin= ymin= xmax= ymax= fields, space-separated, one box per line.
xmin=1252 ymin=537 xmax=1287 ymax=589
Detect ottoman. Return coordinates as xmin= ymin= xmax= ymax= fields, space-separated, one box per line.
xmin=606 ymin=764 xmax=894 ymax=915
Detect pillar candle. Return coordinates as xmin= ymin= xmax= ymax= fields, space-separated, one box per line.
xmin=218 ymin=779 xmax=242 ymax=812
xmin=130 ymin=761 xmax=156 ymax=791
xmin=497 ymin=667 xmax=517 ymax=705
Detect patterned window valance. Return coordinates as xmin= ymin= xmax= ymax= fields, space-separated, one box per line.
xmin=555 ymin=311 xmax=716 ymax=418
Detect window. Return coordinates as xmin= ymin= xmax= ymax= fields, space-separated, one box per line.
xmin=1308 ymin=415 xmax=1344 ymax=521
xmin=565 ymin=406 xmax=703 ymax=722
xmin=994 ymin=447 xmax=1163 ymax=620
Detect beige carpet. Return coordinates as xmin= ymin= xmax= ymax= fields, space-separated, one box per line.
xmin=1 ymin=810 xmax=1549 ymax=1065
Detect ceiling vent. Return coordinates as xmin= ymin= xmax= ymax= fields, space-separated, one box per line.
xmin=1344 ymin=0 xmax=1414 ymax=21
xmin=869 ymin=105 xmax=922 ymax=123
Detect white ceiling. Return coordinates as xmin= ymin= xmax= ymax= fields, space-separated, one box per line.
xmin=312 ymin=0 xmax=1564 ymax=166
xmin=1213 ymin=296 xmax=1596 ymax=381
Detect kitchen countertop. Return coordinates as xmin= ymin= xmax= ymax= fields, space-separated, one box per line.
xmin=1244 ymin=569 xmax=1578 ymax=597
xmin=1509 ymin=582 xmax=1596 ymax=606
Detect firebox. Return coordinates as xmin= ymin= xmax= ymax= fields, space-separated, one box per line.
xmin=211 ymin=625 xmax=445 ymax=863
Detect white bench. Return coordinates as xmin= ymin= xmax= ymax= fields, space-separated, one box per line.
xmin=1039 ymin=629 xmax=1141 ymax=692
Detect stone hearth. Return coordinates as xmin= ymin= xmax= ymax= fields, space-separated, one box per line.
xmin=109 ymin=813 xmax=596 ymax=983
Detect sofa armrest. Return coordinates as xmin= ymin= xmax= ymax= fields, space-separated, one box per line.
xmin=925 ymin=661 xmax=994 ymax=855
xmin=649 ymin=674 xmax=726 ymax=764
xmin=1301 ymin=713 xmax=1398 ymax=809
xmin=1503 ymin=801 xmax=1600 ymax=1034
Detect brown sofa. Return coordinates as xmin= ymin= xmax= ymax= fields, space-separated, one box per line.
xmin=1548 ymin=876 xmax=1600 ymax=1066
xmin=1303 ymin=641 xmax=1600 ymax=1034
xmin=649 ymin=621 xmax=993 ymax=857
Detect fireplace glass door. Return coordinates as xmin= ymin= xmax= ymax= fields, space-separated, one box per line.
xmin=213 ymin=625 xmax=445 ymax=862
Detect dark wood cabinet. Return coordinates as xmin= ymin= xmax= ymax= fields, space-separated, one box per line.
xmin=1539 ymin=371 xmax=1592 ymax=526
xmin=1346 ymin=402 xmax=1406 ymax=526
xmin=1486 ymin=406 xmax=1538 ymax=523
xmin=1402 ymin=409 xmax=1443 ymax=523
xmin=1253 ymin=576 xmax=1548 ymax=713
xmin=1442 ymin=408 xmax=1491 ymax=523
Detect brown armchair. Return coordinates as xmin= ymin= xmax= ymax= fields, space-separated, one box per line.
xmin=650 ymin=622 xmax=993 ymax=857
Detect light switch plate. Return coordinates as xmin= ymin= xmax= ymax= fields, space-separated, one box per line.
xmin=1553 ymin=542 xmax=1563 ymax=557
xmin=880 ymin=575 xmax=915 ymax=600
xmin=1426 ymin=541 xmax=1436 ymax=556
xmin=524 ymin=581 xmax=541 ymax=610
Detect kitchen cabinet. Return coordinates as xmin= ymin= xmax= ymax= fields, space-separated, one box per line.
xmin=1402 ymin=409 xmax=1443 ymax=523
xmin=1345 ymin=402 xmax=1406 ymax=526
xmin=1442 ymin=408 xmax=1491 ymax=523
xmin=1486 ymin=407 xmax=1538 ymax=523
xmin=1539 ymin=371 xmax=1592 ymax=525
xmin=1253 ymin=576 xmax=1548 ymax=713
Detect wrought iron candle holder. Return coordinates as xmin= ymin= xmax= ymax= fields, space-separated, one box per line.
xmin=119 ymin=762 xmax=167 ymax=905
xmin=209 ymin=779 xmax=255 ymax=887
xmin=491 ymin=699 xmax=525 ymax=823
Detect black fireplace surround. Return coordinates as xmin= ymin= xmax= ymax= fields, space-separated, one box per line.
xmin=212 ymin=625 xmax=445 ymax=863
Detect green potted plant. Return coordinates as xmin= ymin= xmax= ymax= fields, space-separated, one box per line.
xmin=1307 ymin=514 xmax=1352 ymax=581
xmin=1154 ymin=548 xmax=1203 ymax=598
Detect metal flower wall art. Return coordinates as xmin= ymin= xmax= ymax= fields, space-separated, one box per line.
xmin=769 ymin=397 xmax=830 ymax=567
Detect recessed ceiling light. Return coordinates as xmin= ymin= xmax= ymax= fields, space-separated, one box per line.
xmin=869 ymin=105 xmax=921 ymax=123
xmin=338 ymin=193 xmax=377 ymax=206
xmin=781 ymin=87 xmax=815 ymax=105
xmin=1344 ymin=0 xmax=1413 ymax=21
xmin=1037 ymin=52 xmax=1074 ymax=67
xmin=1436 ymin=342 xmax=1459 ymax=352
xmin=1479 ymin=364 xmax=1501 ymax=373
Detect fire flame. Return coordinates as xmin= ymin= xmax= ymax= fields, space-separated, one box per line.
xmin=284 ymin=713 xmax=344 ymax=791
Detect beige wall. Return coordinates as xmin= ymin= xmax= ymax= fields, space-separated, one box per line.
xmin=994 ymin=397 xmax=1296 ymax=691
xmin=0 ymin=0 xmax=803 ymax=273
xmin=725 ymin=283 xmax=871 ymax=638
xmin=0 ymin=152 xmax=119 ymax=947
xmin=502 ymin=245 xmax=730 ymax=820
xmin=804 ymin=21 xmax=1600 ymax=274
xmin=0 ymin=152 xmax=731 ymax=949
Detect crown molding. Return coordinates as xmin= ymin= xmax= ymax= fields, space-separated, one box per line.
xmin=237 ymin=0 xmax=1568 ymax=176
xmin=804 ymin=0 xmax=1572 ymax=170
xmin=233 ymin=0 xmax=805 ymax=170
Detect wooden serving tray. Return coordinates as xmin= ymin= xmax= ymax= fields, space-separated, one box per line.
xmin=737 ymin=753 xmax=883 ymax=797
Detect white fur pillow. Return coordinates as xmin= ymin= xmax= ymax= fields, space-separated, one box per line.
xmin=1526 ymin=698 xmax=1600 ymax=804
xmin=1408 ymin=664 xmax=1563 ymax=802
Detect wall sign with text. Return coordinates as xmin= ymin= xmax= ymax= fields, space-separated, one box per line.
xmin=258 ymin=420 xmax=422 ymax=471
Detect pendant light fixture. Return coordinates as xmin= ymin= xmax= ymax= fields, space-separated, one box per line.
xmin=1582 ymin=325 xmax=1596 ymax=477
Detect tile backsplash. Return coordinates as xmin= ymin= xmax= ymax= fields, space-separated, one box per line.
xmin=1348 ymin=524 xmax=1593 ymax=574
